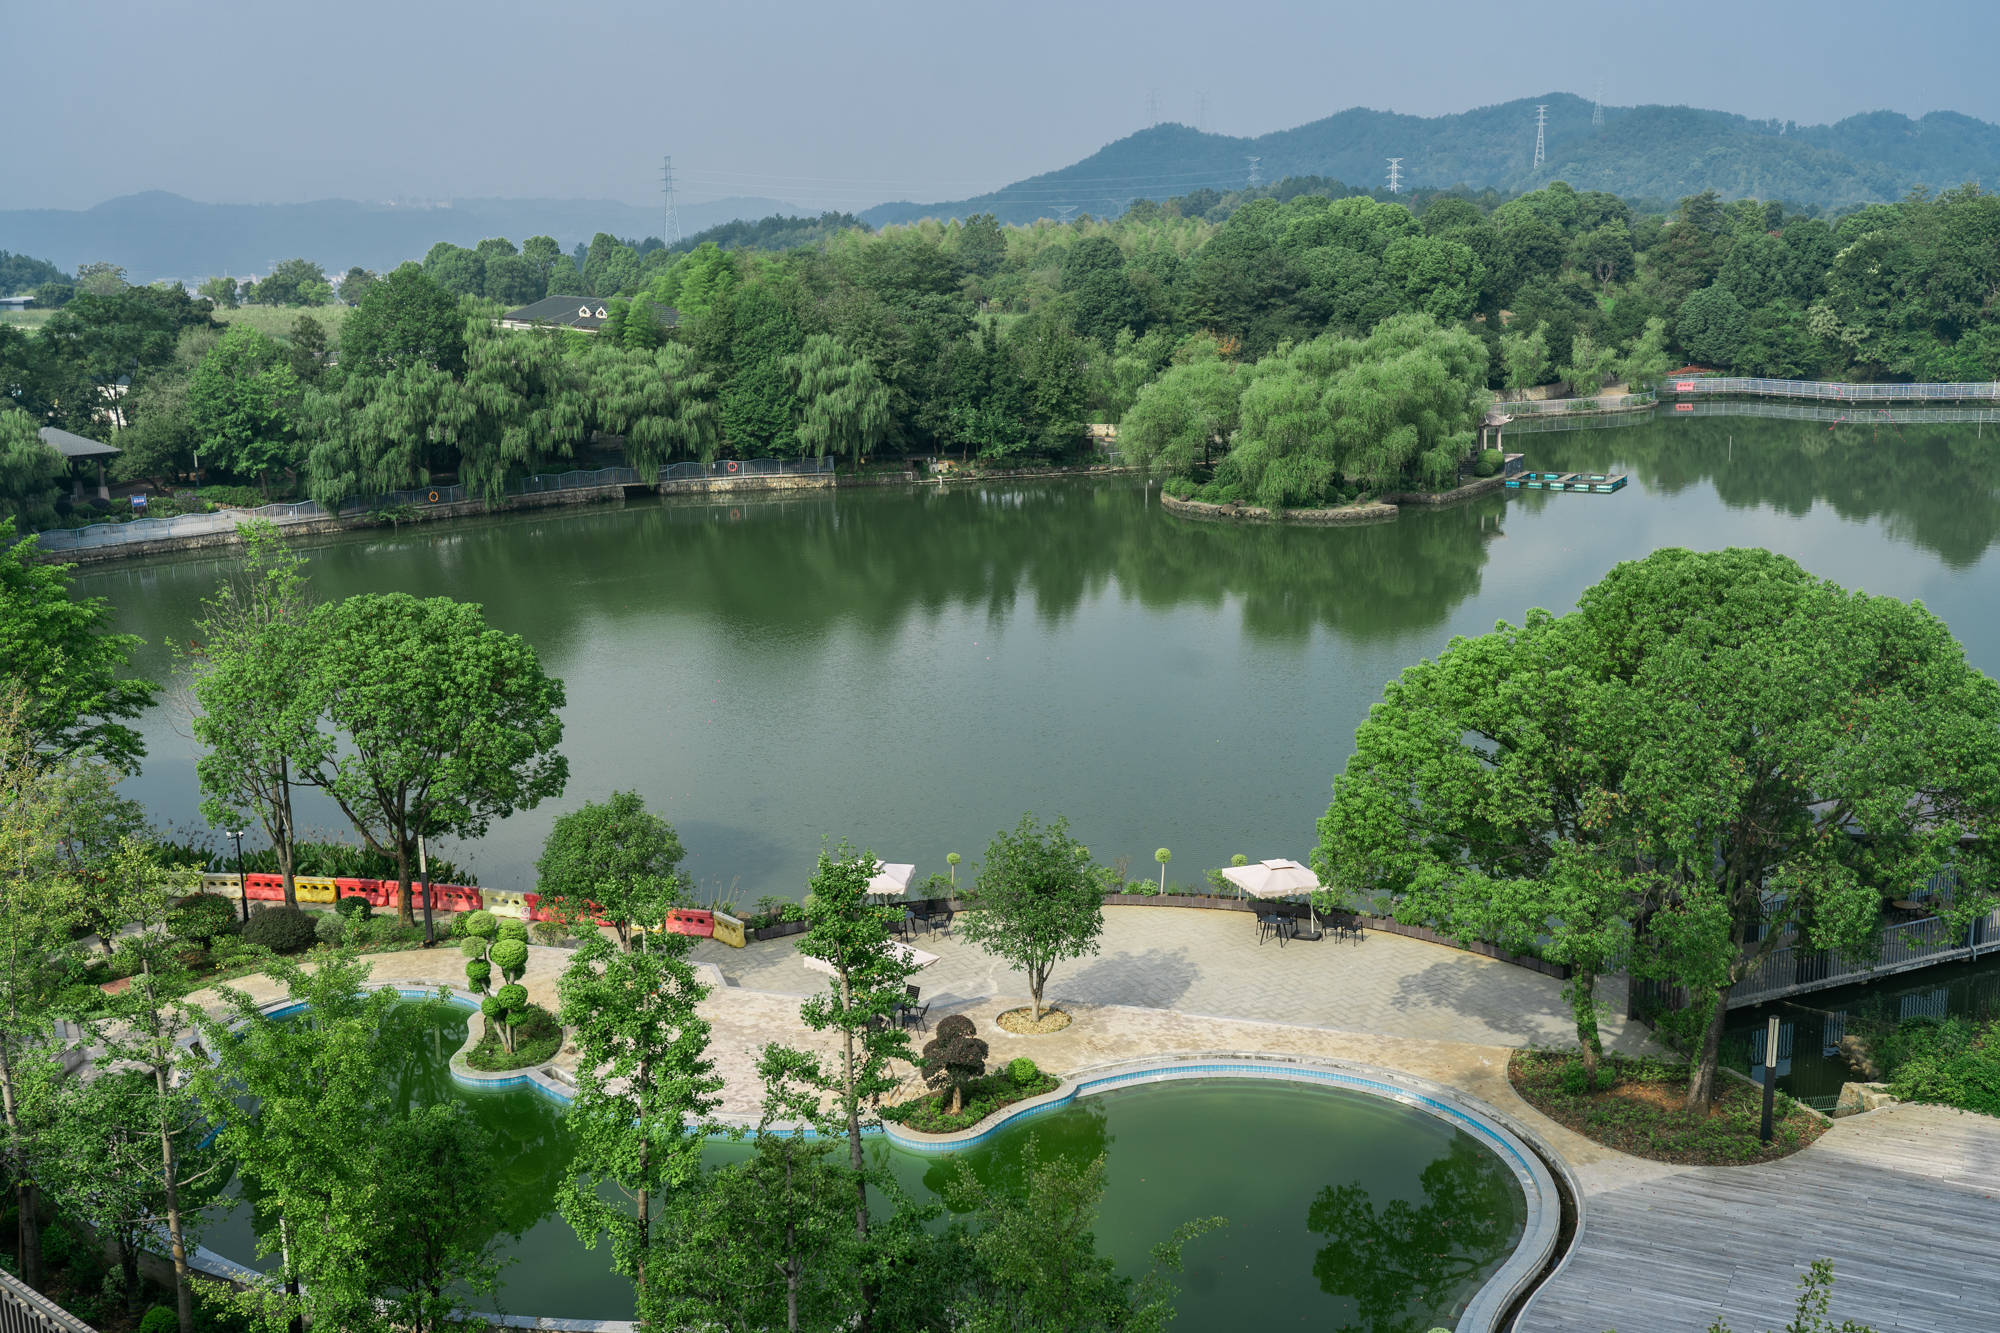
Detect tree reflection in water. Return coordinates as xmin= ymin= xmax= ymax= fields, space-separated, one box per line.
xmin=1306 ymin=1135 xmax=1521 ymax=1333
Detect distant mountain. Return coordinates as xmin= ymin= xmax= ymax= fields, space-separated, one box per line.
xmin=0 ymin=192 xmax=799 ymax=284
xmin=862 ymin=94 xmax=2000 ymax=225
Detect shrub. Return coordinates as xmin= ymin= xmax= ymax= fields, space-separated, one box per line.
xmin=464 ymin=958 xmax=492 ymax=990
xmin=334 ymin=894 xmax=372 ymax=922
xmin=489 ymin=938 xmax=529 ymax=974
xmin=139 ymin=1307 xmax=179 ymax=1333
xmin=169 ymin=893 xmax=239 ymax=946
xmin=465 ymin=1002 xmax=561 ymax=1071
xmin=780 ymin=902 xmax=805 ymax=922
xmin=242 ymin=905 xmax=317 ymax=954
xmin=1473 ymin=449 xmax=1505 ymax=478
xmin=314 ymin=914 xmax=345 ymax=945
xmin=922 ymin=1015 xmax=989 ymax=1115
xmin=460 ymin=909 xmax=497 ymax=939
xmin=496 ymin=917 xmax=529 ymax=943
xmin=1008 ymin=1057 xmax=1040 ymax=1087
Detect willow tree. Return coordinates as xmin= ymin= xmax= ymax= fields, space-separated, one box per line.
xmin=585 ymin=342 xmax=721 ymax=478
xmin=786 ymin=335 xmax=893 ymax=471
xmin=1317 ymin=548 xmax=2000 ymax=1109
xmin=1115 ymin=354 xmax=1240 ymax=473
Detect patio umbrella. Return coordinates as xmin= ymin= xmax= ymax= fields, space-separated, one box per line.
xmin=1220 ymin=858 xmax=1326 ymax=935
xmin=802 ymin=941 xmax=939 ymax=976
xmin=865 ymin=863 xmax=917 ymax=898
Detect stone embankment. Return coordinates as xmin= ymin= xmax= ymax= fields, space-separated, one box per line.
xmin=1159 ymin=472 xmax=1506 ymax=525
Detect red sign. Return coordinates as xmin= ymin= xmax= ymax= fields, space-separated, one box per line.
xmin=1674 ymin=381 xmax=1697 ymax=393
xmin=1675 ymin=403 xmax=1693 ymax=412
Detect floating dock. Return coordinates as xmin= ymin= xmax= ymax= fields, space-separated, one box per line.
xmin=1504 ymin=471 xmax=1627 ymax=493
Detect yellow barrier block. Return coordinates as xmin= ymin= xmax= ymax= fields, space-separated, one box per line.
xmin=295 ymin=877 xmax=339 ymax=904
xmin=484 ymin=891 xmax=529 ymax=920
xmin=201 ymin=873 xmax=240 ymax=897
xmin=711 ymin=912 xmax=746 ymax=949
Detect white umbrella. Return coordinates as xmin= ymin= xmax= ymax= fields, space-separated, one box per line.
xmin=1220 ymin=858 xmax=1325 ymax=936
xmin=801 ymin=941 xmax=938 ymax=977
xmin=865 ymin=863 xmax=917 ymax=898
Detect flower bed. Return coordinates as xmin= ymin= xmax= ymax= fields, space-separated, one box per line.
xmin=1509 ymin=1049 xmax=1827 ymax=1165
xmin=880 ymin=1067 xmax=1061 ymax=1134
xmin=464 ymin=1003 xmax=563 ymax=1072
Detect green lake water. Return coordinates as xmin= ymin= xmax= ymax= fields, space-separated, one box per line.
xmin=77 ymin=412 xmax=2000 ymax=901
xmin=200 ymin=1007 xmax=1527 ymax=1329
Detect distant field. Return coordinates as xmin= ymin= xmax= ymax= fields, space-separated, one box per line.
xmin=215 ymin=303 xmax=353 ymax=347
xmin=0 ymin=309 xmax=55 ymax=331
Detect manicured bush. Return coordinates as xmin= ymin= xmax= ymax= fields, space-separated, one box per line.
xmin=464 ymin=958 xmax=492 ymax=989
xmin=465 ymin=1002 xmax=562 ymax=1071
xmin=496 ymin=917 xmax=529 ymax=942
xmin=922 ymin=1015 xmax=989 ymax=1115
xmin=139 ymin=1307 xmax=178 ymax=1333
xmin=1008 ymin=1057 xmax=1040 ymax=1087
xmin=314 ymin=914 xmax=345 ymax=945
xmin=489 ymin=937 xmax=528 ymax=974
xmin=1473 ymin=449 xmax=1505 ymax=477
xmin=334 ymin=894 xmax=372 ymax=922
xmin=169 ymin=893 xmax=239 ymax=946
xmin=460 ymin=909 xmax=497 ymax=939
xmin=242 ymin=905 xmax=317 ymax=954
xmin=493 ymin=982 xmax=528 ymax=1012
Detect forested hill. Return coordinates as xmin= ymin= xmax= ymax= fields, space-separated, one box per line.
xmin=0 ymin=192 xmax=798 ymax=284
xmin=862 ymin=94 xmax=2000 ymax=225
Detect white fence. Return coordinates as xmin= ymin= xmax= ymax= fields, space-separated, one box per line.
xmin=1669 ymin=377 xmax=2000 ymax=403
xmin=1726 ymin=908 xmax=2000 ymax=1007
xmin=1499 ymin=391 xmax=1656 ymax=415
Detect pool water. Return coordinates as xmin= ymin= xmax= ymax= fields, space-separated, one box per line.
xmin=203 ymin=1007 xmax=1527 ymax=1329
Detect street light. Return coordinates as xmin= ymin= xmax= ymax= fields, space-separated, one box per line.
xmin=226 ymin=829 xmax=248 ymax=923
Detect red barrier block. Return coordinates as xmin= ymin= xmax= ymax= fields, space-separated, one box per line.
xmin=244 ymin=874 xmax=286 ymax=901
xmin=664 ymin=909 xmax=714 ymax=938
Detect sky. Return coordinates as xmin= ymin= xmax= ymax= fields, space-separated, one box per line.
xmin=8 ymin=0 xmax=1998 ymax=213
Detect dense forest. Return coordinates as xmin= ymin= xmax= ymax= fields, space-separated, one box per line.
xmin=5 ymin=173 xmax=2000 ymax=523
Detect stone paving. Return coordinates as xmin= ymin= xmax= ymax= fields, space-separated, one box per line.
xmin=688 ymin=905 xmax=1656 ymax=1053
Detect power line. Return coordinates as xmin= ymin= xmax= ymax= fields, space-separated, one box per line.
xmin=1533 ymin=104 xmax=1548 ymax=170
xmin=1054 ymin=205 xmax=1079 ymax=224
xmin=1385 ymin=157 xmax=1403 ymax=194
xmin=661 ymin=155 xmax=681 ymax=247
xmin=1246 ymin=155 xmax=1262 ymax=190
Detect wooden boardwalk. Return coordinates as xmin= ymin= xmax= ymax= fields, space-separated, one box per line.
xmin=1519 ymin=1103 xmax=2000 ymax=1332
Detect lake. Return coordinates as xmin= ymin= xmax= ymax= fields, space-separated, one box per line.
xmin=77 ymin=412 xmax=2000 ymax=902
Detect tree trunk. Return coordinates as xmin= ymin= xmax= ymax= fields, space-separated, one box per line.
xmin=277 ymin=760 xmax=298 ymax=911
xmin=635 ymin=1059 xmax=650 ymax=1301
xmin=0 ymin=1038 xmax=41 ymax=1288
xmin=395 ymin=838 xmax=414 ymax=927
xmin=1568 ymin=970 xmax=1603 ymax=1077
xmin=783 ymin=1150 xmax=800 ymax=1333
xmin=1684 ymin=988 xmax=1731 ymax=1113
xmin=839 ymin=970 xmax=875 ymax=1333
xmin=279 ymin=1217 xmax=302 ymax=1333
xmin=1029 ymin=969 xmax=1045 ymax=1024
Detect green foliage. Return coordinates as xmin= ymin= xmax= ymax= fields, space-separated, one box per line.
xmin=1510 ymin=1050 xmax=1822 ymax=1164
xmin=333 ymin=894 xmax=371 ymax=922
xmin=1008 ymin=1056 xmax=1041 ymax=1086
xmin=1703 ymin=1259 xmax=1880 ymax=1333
xmin=335 ymin=263 xmax=466 ymax=377
xmin=241 ymin=905 xmax=317 ymax=954
xmin=1318 ymin=547 xmax=2000 ymax=1109
xmin=959 ymin=814 xmax=1110 ymax=1022
xmin=0 ymin=409 xmax=64 ymax=530
xmin=168 ymin=893 xmax=240 ymax=946
xmin=138 ymin=1307 xmax=178 ymax=1333
xmin=920 ymin=1013 xmax=990 ymax=1115
xmin=880 ymin=1067 xmax=1061 ymax=1133
xmin=247 ymin=258 xmax=332 ymax=308
xmin=1877 ymin=1017 xmax=2000 ymax=1116
xmin=464 ymin=1000 xmax=561 ymax=1071
xmin=0 ymin=520 xmax=158 ymax=768
xmin=534 ymin=790 xmax=687 ymax=949
xmin=1472 ymin=449 xmax=1504 ymax=477
xmin=185 ymin=323 xmax=302 ymax=487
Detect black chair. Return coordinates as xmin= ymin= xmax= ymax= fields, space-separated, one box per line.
xmin=928 ymin=907 xmax=954 ymax=936
xmin=898 ymin=1000 xmax=930 ymax=1032
xmin=1257 ymin=914 xmax=1288 ymax=947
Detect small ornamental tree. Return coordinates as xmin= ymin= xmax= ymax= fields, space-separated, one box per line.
xmin=921 ymin=1015 xmax=989 ymax=1116
xmin=1155 ymin=848 xmax=1171 ymax=892
xmin=959 ymin=814 xmax=1108 ymax=1022
xmin=535 ymin=791 xmax=687 ymax=951
xmin=461 ymin=916 xmax=529 ymax=1050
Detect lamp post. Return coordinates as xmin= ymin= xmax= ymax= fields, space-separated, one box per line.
xmin=1759 ymin=1013 xmax=1781 ymax=1144
xmin=417 ymin=834 xmax=436 ymax=947
xmin=226 ymin=828 xmax=248 ymax=923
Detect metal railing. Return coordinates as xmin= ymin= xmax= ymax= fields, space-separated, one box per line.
xmin=656 ymin=456 xmax=835 ymax=481
xmin=1666 ymin=399 xmax=2000 ymax=425
xmin=0 ymin=1268 xmax=95 ymax=1333
xmin=1727 ymin=907 xmax=2000 ymax=1008
xmin=1669 ymin=376 xmax=2000 ymax=402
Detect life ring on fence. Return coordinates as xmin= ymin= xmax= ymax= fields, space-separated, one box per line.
xmin=427 ymin=490 xmax=440 ymax=503
xmin=726 ymin=460 xmax=739 ymax=474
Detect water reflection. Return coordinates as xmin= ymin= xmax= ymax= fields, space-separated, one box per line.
xmin=1306 ymin=1135 xmax=1522 ymax=1333
xmin=1534 ymin=417 xmax=2000 ymax=569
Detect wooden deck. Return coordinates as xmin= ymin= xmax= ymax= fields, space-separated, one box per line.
xmin=1518 ymin=1103 xmax=2000 ymax=1332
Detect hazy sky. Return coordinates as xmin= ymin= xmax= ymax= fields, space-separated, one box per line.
xmin=9 ymin=0 xmax=1997 ymax=212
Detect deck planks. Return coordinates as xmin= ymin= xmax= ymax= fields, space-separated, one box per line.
xmin=1519 ymin=1103 xmax=2000 ymax=1332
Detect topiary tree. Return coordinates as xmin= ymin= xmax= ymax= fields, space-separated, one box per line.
xmin=486 ymin=983 xmax=530 ymax=1053
xmin=1155 ymin=847 xmax=1171 ymax=893
xmin=1008 ymin=1057 xmax=1040 ymax=1087
xmin=921 ymin=1014 xmax=989 ymax=1116
xmin=461 ymin=919 xmax=530 ymax=1051
xmin=946 ymin=851 xmax=961 ymax=885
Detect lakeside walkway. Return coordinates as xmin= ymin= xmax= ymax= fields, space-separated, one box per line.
xmin=185 ymin=907 xmax=2000 ymax=1333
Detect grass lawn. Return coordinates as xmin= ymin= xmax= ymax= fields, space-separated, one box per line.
xmin=1510 ymin=1048 xmax=1828 ymax=1165
xmin=215 ymin=302 xmax=353 ymax=347
xmin=0 ymin=308 xmax=56 ymax=332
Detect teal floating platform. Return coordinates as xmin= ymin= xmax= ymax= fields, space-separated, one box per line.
xmin=1503 ymin=471 xmax=1627 ymax=493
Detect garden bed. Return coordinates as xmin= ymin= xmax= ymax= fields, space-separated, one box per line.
xmin=464 ymin=1003 xmax=563 ymax=1072
xmin=879 ymin=1067 xmax=1061 ymax=1134
xmin=1509 ymin=1049 xmax=1827 ymax=1165
xmin=997 ymin=1006 xmax=1072 ymax=1035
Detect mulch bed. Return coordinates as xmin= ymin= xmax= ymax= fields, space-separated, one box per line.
xmin=1509 ymin=1049 xmax=1828 ymax=1166
xmin=997 ymin=1006 xmax=1072 ymax=1035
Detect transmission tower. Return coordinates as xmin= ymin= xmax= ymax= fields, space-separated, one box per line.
xmin=1054 ymin=205 xmax=1079 ymax=224
xmin=1146 ymin=88 xmax=1161 ymax=126
xmin=661 ymin=155 xmax=681 ymax=247
xmin=1385 ymin=158 xmax=1403 ymax=194
xmin=1533 ymin=105 xmax=1548 ymax=170
xmin=1246 ymin=155 xmax=1262 ymax=190
xmin=1592 ymin=79 xmax=1605 ymax=129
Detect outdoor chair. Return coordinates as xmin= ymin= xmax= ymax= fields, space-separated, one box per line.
xmin=928 ymin=907 xmax=954 ymax=936
xmin=1257 ymin=914 xmax=1289 ymax=947
xmin=898 ymin=1000 xmax=930 ymax=1032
